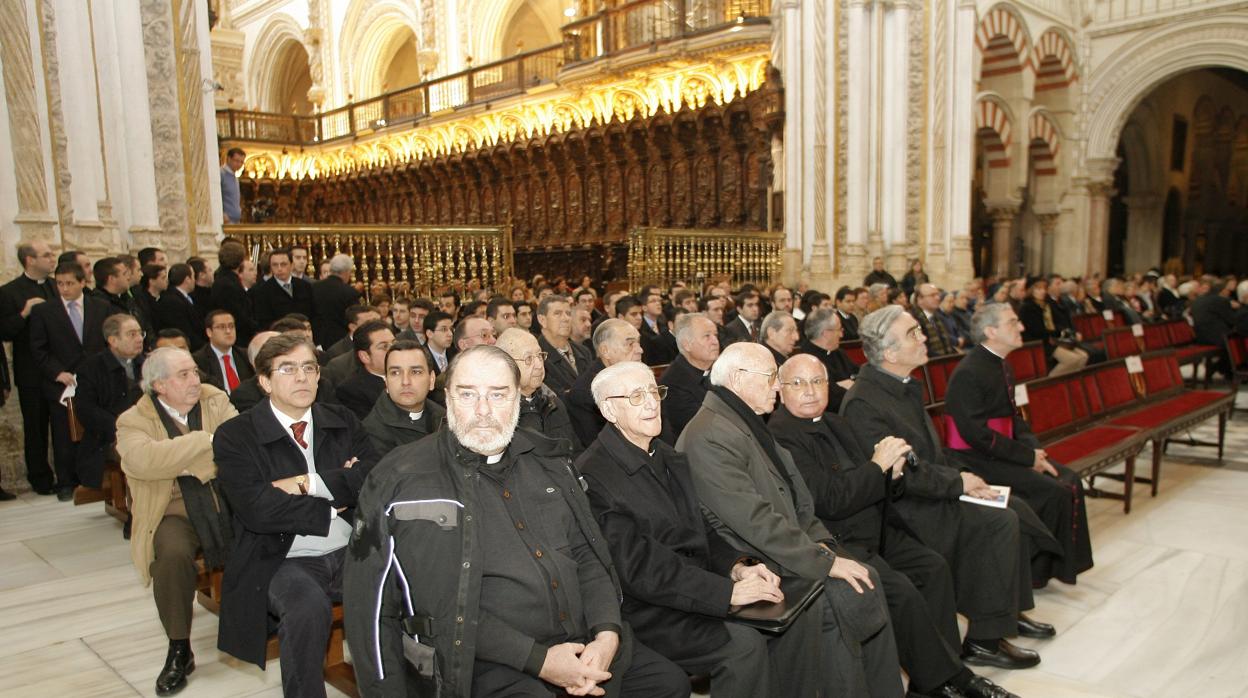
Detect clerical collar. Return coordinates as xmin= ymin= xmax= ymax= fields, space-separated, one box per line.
xmin=486 ymin=453 xmax=503 ymax=465
xmin=409 ymin=410 xmax=424 ymax=421
xmin=23 ymin=272 xmax=45 ymax=284
xmin=813 ymin=415 xmax=822 ymax=422
xmin=982 ymin=343 xmax=1008 ymax=360
xmin=879 ymin=366 xmax=913 ymax=383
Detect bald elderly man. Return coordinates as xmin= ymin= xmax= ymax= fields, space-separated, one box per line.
xmin=579 ymin=361 xmax=825 ymax=697
xmin=566 ymin=318 xmax=645 ymax=446
xmin=496 ymin=327 xmax=580 ymax=452
xmin=678 ymin=342 xmax=904 ymax=697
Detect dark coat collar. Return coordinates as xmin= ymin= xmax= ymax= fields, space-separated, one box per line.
xmin=857 ymin=363 xmax=921 ymax=399
xmin=594 ymin=423 xmax=671 ymax=476
xmin=372 ymin=391 xmax=443 ymax=431
xmin=769 ymin=403 xmax=825 ymax=435
xmin=251 ymin=397 xmax=347 ymax=444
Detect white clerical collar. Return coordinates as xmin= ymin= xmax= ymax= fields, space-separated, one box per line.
xmin=486 ymin=453 xmax=503 ymax=464
xmin=409 ymin=410 xmax=424 ymax=421
xmin=982 ymin=343 xmax=1008 ymax=360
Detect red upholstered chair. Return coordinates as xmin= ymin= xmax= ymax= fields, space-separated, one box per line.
xmin=1072 ymin=313 xmax=1108 ymax=341
xmin=1227 ymin=336 xmax=1248 ymax=406
xmin=929 ymin=406 xmax=947 ymax=445
xmin=914 ymin=367 xmax=932 ymax=405
xmin=1142 ymin=323 xmax=1171 ymax=352
xmin=924 ymin=353 xmax=962 ymax=404
xmin=841 ymin=340 xmax=866 ymax=366
xmin=1165 ymin=319 xmax=1221 ymax=385
xmin=1007 ymin=341 xmax=1045 ymax=382
xmin=1103 ymin=326 xmax=1143 ymax=360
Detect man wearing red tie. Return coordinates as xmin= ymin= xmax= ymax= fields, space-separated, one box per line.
xmin=192 ymin=310 xmax=254 ymax=395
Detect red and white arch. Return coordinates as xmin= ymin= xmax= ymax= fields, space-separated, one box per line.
xmin=1033 ymin=29 xmax=1078 ymax=91
xmin=1028 ymin=111 xmax=1060 ymax=175
xmin=977 ymin=97 xmax=1014 ymax=168
xmin=976 ymin=5 xmax=1031 ymax=78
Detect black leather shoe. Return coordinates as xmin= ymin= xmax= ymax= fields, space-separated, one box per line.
xmin=961 ymin=675 xmax=1019 ymax=698
xmin=56 ymin=486 xmax=75 ymax=502
xmin=961 ymin=638 xmax=1040 ymax=670
xmin=33 ymin=486 xmax=55 ymax=496
xmin=155 ymin=639 xmax=195 ymax=696
xmin=0 ymin=488 xmax=15 ymax=501
xmin=911 ymin=683 xmax=967 ymax=697
xmin=1018 ymin=614 xmax=1056 ymax=638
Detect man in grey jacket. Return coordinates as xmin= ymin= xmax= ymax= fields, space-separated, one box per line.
xmin=677 ymin=342 xmax=904 ymax=698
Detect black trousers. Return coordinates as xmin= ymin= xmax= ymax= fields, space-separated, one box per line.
xmin=267 ymin=549 xmax=345 ymax=698
xmin=150 ymin=515 xmax=201 ymax=641
xmin=16 ymin=384 xmax=53 ymax=491
xmin=847 ymin=528 xmax=963 ymax=694
xmin=819 ymin=567 xmax=905 ymax=698
xmin=675 ymin=605 xmax=824 ymax=698
xmin=471 ymin=638 xmax=689 ymax=698
xmin=44 ymin=387 xmax=78 ymax=490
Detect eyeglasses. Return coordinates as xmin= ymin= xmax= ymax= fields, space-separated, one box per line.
xmin=604 ymin=385 xmax=668 ymax=406
xmin=448 ymin=388 xmax=515 ymax=404
xmin=737 ymin=368 xmax=778 ymax=384
xmin=122 ymin=330 xmax=146 ymax=339
xmin=780 ymin=377 xmax=828 ymax=392
xmin=273 ymin=362 xmax=321 ymax=376
xmin=519 ymin=351 xmax=548 ymax=366
xmin=212 ymin=323 xmax=236 ymax=331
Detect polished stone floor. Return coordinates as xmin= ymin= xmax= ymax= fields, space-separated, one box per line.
xmin=0 ymin=406 xmax=1245 ymax=697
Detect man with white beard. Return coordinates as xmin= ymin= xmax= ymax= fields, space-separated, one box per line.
xmin=345 ymin=345 xmax=690 ymax=698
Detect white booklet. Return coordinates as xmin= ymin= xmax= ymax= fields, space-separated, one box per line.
xmin=959 ymin=485 xmax=1011 ymax=509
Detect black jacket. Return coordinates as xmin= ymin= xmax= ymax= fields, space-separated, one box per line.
xmin=29 ymin=294 xmax=117 ymax=384
xmin=0 ymin=273 xmax=56 ymax=388
xmin=213 ymin=399 xmax=378 ymax=667
xmin=335 ymin=371 xmax=385 ymax=420
xmin=518 ymin=385 xmax=581 ymax=454
xmin=1192 ymin=292 xmax=1235 ymax=346
xmin=837 ymin=310 xmax=860 ymax=341
xmin=944 ymin=345 xmax=1040 ymax=469
xmin=538 ymin=333 xmax=591 ymax=397
xmin=770 ymin=407 xmax=903 ymax=554
xmin=640 ymin=319 xmax=678 ymax=366
xmin=362 ymin=392 xmax=444 ymax=457
xmin=74 ymin=351 xmax=145 ymax=487
xmin=249 ymin=275 xmax=313 ymax=331
xmin=192 ymin=344 xmax=255 ymax=392
xmin=567 ymin=358 xmax=608 ymax=447
xmin=344 ymin=428 xmax=624 ymax=697
xmin=719 ymin=315 xmax=758 ymax=348
xmin=207 ymin=271 xmax=256 ymax=346
xmin=311 ymin=276 xmax=361 ymax=348
xmin=578 ymin=425 xmax=738 ymax=660
xmin=154 ymin=289 xmax=206 ymax=351
xmin=658 ymin=354 xmax=709 ymax=443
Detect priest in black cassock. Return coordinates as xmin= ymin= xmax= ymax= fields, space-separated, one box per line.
xmin=944 ymin=303 xmax=1093 ymax=586
xmin=657 ymin=313 xmax=719 ymax=443
xmin=797 ymin=309 xmax=858 ymax=413
xmin=771 ymin=354 xmax=1018 ymax=698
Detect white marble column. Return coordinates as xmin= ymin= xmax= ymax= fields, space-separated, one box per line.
xmin=844 ymin=0 xmax=873 ymax=282
xmin=1123 ymin=194 xmax=1163 ymax=274
xmin=881 ymin=0 xmax=910 ymax=273
xmin=777 ymin=0 xmax=804 ymax=284
xmin=946 ymin=0 xmax=978 ymax=284
xmin=1036 ymin=211 xmax=1060 ymax=273
xmin=988 ymin=203 xmax=1020 ymax=277
xmin=51 ymin=0 xmax=109 ymax=236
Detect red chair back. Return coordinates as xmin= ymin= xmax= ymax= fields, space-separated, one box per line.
xmin=1073 ymin=313 xmax=1108 ymax=340
xmin=1143 ymin=323 xmax=1171 ymax=351
xmin=1026 ymin=380 xmax=1079 ymax=439
xmin=1103 ymin=327 xmax=1142 ymax=359
xmin=1140 ymin=350 xmax=1183 ymax=395
xmin=1008 ymin=341 xmax=1045 ymax=382
xmin=1167 ymin=320 xmax=1196 ymax=346
xmin=924 ymin=354 xmax=962 ymax=404
xmin=1088 ymin=361 xmax=1140 ymax=412
xmin=1229 ymin=336 xmax=1248 ymax=370
xmin=841 ymin=340 xmax=866 ymax=366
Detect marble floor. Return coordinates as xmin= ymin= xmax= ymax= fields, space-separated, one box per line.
xmin=0 ymin=403 xmax=1246 ymax=697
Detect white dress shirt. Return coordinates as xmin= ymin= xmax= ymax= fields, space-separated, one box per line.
xmin=268 ymin=404 xmax=352 ymax=557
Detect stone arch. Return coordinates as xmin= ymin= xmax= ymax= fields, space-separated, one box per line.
xmin=976 ymin=4 xmax=1032 ymax=80
xmin=339 ymin=0 xmax=422 ymax=100
xmin=1033 ymin=28 xmax=1077 ymax=89
xmin=470 ymin=0 xmax=563 ymax=66
xmin=1027 ymin=109 xmax=1060 ymax=176
xmin=247 ymin=13 xmax=309 ymax=111
xmin=976 ymin=95 xmax=1014 ymax=169
xmin=1084 ymin=15 xmax=1248 ymax=162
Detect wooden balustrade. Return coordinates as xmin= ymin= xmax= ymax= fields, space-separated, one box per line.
xmin=626 ymin=227 xmax=782 ymax=291
xmin=224 ymin=224 xmax=514 ymax=298
xmin=563 ymin=0 xmax=771 ymax=65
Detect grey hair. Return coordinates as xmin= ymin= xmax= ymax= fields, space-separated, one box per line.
xmin=1236 ymin=280 xmax=1248 ymax=304
xmin=590 ymin=361 xmax=653 ymax=407
xmin=328 ymin=253 xmax=354 ymax=274
xmin=674 ymin=312 xmax=712 ymax=351
xmin=970 ymin=302 xmax=1012 ymax=344
xmin=860 ymin=305 xmax=906 ymax=366
xmin=759 ymin=311 xmax=793 ymax=344
xmin=803 ymin=308 xmax=839 ymax=341
xmin=592 ymin=318 xmax=630 ymax=355
xmin=248 ymin=331 xmax=280 ymax=365
xmin=141 ymin=347 xmax=194 ymax=393
xmin=868 ymin=282 xmax=889 ymax=298
xmin=709 ymin=342 xmax=768 ymax=387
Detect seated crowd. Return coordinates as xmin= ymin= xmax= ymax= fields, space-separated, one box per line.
xmin=2 ymin=237 xmax=1244 ymax=698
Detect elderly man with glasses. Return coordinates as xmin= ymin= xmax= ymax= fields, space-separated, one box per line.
xmin=214 ymin=334 xmax=378 ymax=698
xmin=345 ymin=345 xmax=689 ymax=698
xmin=496 ymin=327 xmax=581 ymax=452
xmin=677 ymin=342 xmax=904 ymax=698
xmin=770 ymin=354 xmax=1019 ymax=698
xmin=578 ymin=360 xmax=826 ymax=697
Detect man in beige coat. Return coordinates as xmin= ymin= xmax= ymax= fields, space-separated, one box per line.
xmin=116 ymin=347 xmax=237 ymax=696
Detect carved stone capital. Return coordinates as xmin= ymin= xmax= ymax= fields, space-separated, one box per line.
xmin=1035 ymin=213 xmax=1060 ymax=235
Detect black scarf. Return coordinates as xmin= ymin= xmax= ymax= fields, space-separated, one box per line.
xmin=151 ymin=393 xmax=235 ymax=569
xmin=710 ymin=385 xmax=798 ymax=505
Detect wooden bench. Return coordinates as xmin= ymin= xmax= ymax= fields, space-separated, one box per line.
xmin=1005 ymin=340 xmax=1048 ymax=383
xmin=1103 ymin=350 xmax=1234 ymax=495
xmin=73 ymin=460 xmax=129 ymax=524
xmin=1226 ymin=335 xmax=1248 ymax=416
xmin=196 ymin=560 xmax=358 ymax=697
xmin=1016 ymin=363 xmax=1148 ymax=513
xmin=1102 ymin=326 xmax=1143 ymax=360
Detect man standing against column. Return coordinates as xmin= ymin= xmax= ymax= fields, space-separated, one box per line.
xmin=221 ymin=148 xmax=245 ymax=224
xmin=0 ymin=240 xmax=59 ymax=496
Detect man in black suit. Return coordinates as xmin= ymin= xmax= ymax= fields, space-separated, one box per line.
xmin=334 ymin=320 xmax=394 ymax=419
xmin=798 ymin=309 xmax=858 ymax=413
xmin=187 ymin=256 xmax=213 ymax=308
xmin=835 ymin=286 xmax=861 ymax=341
xmin=0 ymin=239 xmax=59 ymax=495
xmin=720 ymin=290 xmax=761 ymax=347
xmin=658 ymin=313 xmax=719 ymax=442
xmin=639 ymin=292 xmax=678 ymax=365
xmin=214 ymin=334 xmax=378 ymax=698
xmin=156 ymin=263 xmax=206 ymax=351
xmin=29 ymin=262 xmax=119 ymax=499
xmin=192 ymin=310 xmax=255 ymax=395
xmin=322 ymin=304 xmax=379 ymax=362
xmin=537 ymin=294 xmax=591 ymax=396
xmin=250 ymin=248 xmax=314 ymax=331
xmin=311 ymin=253 xmax=361 ymax=348
xmin=95 ymin=256 xmax=153 ymax=338
xmin=74 ymin=314 xmax=145 ymax=489
xmin=208 ymin=242 xmax=257 ymax=347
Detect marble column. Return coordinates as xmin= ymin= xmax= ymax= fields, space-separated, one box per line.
xmin=1036 ymin=211 xmax=1060 ymax=274
xmin=0 ymin=0 xmax=57 ymax=244
xmin=881 ymin=0 xmax=910 ymax=273
xmin=844 ymin=0 xmax=873 ymax=284
xmin=1084 ymin=179 xmax=1116 ymax=278
xmin=1123 ymin=194 xmax=1163 ymax=274
xmin=945 ymin=0 xmax=978 ymax=286
xmin=777 ymin=0 xmax=804 ymax=285
xmin=988 ymin=203 xmax=1020 ymax=277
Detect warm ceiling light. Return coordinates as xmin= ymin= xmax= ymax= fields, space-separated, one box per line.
xmin=564 ymin=6 xmax=576 ymax=17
